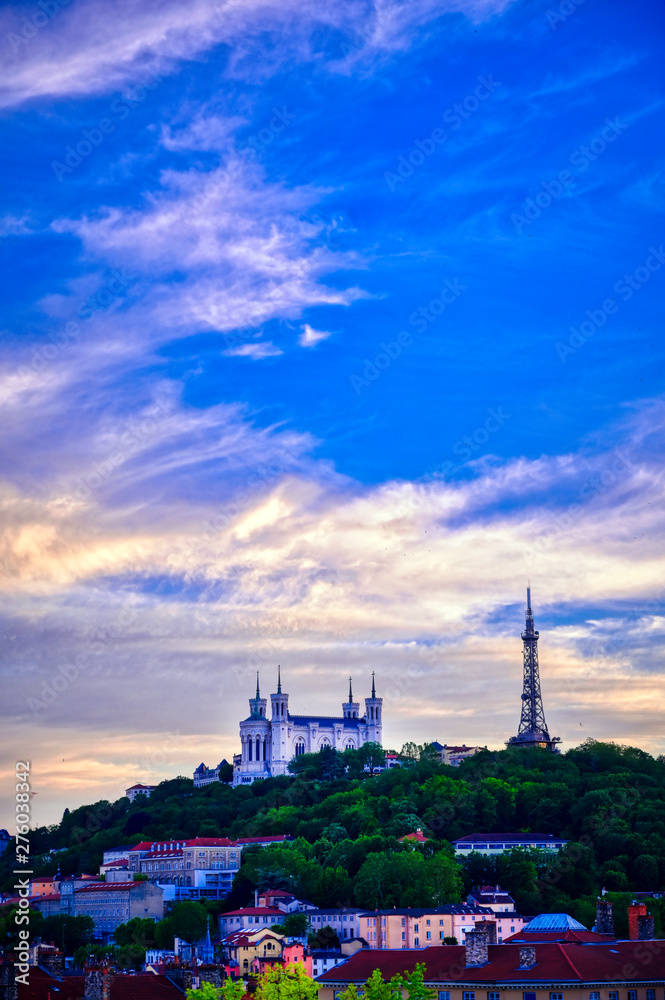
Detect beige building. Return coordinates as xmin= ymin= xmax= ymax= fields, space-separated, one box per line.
xmin=359 ymin=904 xmax=523 ymax=947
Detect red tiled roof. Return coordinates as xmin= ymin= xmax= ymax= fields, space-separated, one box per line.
xmin=126 ymin=784 xmax=157 ymax=790
xmin=103 ymin=859 xmax=130 ymax=867
xmin=504 ymin=928 xmax=610 ymax=943
xmin=75 ymin=882 xmax=142 ymax=893
xmin=398 ymin=831 xmax=429 ymax=843
xmin=315 ymin=941 xmax=665 ymax=983
xmin=30 ymin=894 xmax=61 ymax=902
xmin=17 ymin=968 xmax=183 ymax=1000
xmin=221 ymin=907 xmax=284 ymax=917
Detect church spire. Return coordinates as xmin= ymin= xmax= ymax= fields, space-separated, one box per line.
xmin=371 ymin=671 xmax=376 ymax=698
xmin=277 ymin=664 xmax=282 ymax=694
xmin=348 ymin=676 xmax=353 ymax=701
xmin=256 ymin=671 xmax=260 ymax=700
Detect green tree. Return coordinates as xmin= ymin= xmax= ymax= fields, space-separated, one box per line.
xmin=170 ymin=902 xmax=208 ymax=946
xmin=254 ymin=964 xmax=319 ymax=1000
xmin=271 ymin=911 xmax=309 ymax=937
xmin=40 ymin=915 xmax=95 ymax=956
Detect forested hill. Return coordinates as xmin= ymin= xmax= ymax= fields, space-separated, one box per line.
xmin=3 ymin=740 xmax=664 ymax=929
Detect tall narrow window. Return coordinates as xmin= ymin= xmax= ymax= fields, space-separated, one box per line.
xmin=256 ymin=737 xmax=260 ymax=760
xmin=248 ymin=739 xmax=253 ymax=761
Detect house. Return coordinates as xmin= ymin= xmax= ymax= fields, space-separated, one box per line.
xmin=29 ymin=893 xmax=61 ymax=917
xmin=100 ymin=860 xmax=132 ymax=883
xmin=193 ymin=760 xmax=231 ymax=788
xmin=315 ymin=934 xmax=665 ymax=995
xmin=466 ymin=885 xmax=516 ymax=913
xmin=430 ymin=741 xmax=488 ymax=766
xmin=221 ymin=927 xmax=285 ymax=972
xmin=219 ymin=906 xmax=285 ymax=934
xmin=29 ymin=876 xmax=58 ymax=897
xmin=125 ymin=783 xmax=158 ymax=802
xmin=398 ymin=828 xmax=429 ymax=845
xmin=102 ymin=846 xmax=135 ymax=864
xmin=452 ymin=831 xmax=568 ymax=855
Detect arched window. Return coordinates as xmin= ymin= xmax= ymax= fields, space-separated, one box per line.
xmin=263 ymin=739 xmax=267 ymax=760
xmin=294 ymin=739 xmax=306 ymax=756
xmin=320 ymin=737 xmax=331 ymax=748
xmin=256 ymin=737 xmax=261 ymax=760
xmin=248 ymin=738 xmax=253 ymax=761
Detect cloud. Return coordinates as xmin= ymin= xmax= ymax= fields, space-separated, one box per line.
xmin=299 ymin=323 xmax=332 ymax=347
xmin=0 ymin=0 xmax=519 ymax=109
xmin=223 ymin=340 xmax=283 ymax=358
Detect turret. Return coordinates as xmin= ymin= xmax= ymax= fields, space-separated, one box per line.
xmin=271 ymin=665 xmax=289 ymax=720
xmin=343 ymin=677 xmax=360 ymax=718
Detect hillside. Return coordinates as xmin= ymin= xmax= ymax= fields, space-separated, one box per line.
xmin=3 ymin=740 xmax=665 ymax=928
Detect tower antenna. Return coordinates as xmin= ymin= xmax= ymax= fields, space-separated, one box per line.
xmin=507 ymin=586 xmax=560 ymax=752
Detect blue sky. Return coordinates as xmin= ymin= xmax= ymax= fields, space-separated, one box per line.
xmin=1 ymin=0 xmax=664 ymax=825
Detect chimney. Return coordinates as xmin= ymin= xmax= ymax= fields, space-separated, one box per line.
xmin=518 ymin=945 xmax=536 ymax=969
xmin=594 ymin=899 xmax=614 ymax=936
xmin=38 ymin=950 xmax=64 ymax=979
xmin=638 ymin=915 xmax=655 ymax=940
xmin=84 ymin=965 xmax=111 ymax=1000
xmin=628 ymin=902 xmax=648 ymax=940
xmin=476 ymin=921 xmax=497 ymax=944
xmin=465 ymin=930 xmax=488 ymax=967
xmin=0 ymin=960 xmax=18 ymax=1000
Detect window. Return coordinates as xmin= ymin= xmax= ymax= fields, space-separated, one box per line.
xmin=589 ymin=994 xmax=600 ymax=1000
xmin=426 ymin=932 xmax=431 ymax=940
xmin=401 ymin=918 xmax=406 ymax=926
xmin=414 ymin=937 xmax=419 ymax=946
xmin=627 ymin=993 xmax=637 ymax=1000
xmin=294 ymin=740 xmax=306 ymax=756
xmin=463 ymin=994 xmax=475 ymax=1000
xmin=414 ymin=924 xmax=419 ymax=932
xmin=646 ymin=992 xmax=655 ymax=1000
xmin=439 ymin=919 xmax=444 ymax=926
xmin=426 ymin=919 xmax=431 ymax=926
xmin=488 ymin=993 xmax=500 ymax=1000
xmin=402 ymin=932 xmax=406 ymax=940
xmin=523 ymin=994 xmax=537 ymax=1000
xmin=438 ymin=993 xmax=450 ymax=1000
xmin=550 ymin=994 xmax=563 ymax=1000
xmin=439 ymin=931 xmax=444 ymax=940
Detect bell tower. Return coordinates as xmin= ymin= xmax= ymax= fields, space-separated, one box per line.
xmin=364 ymin=672 xmax=382 ymax=744
xmin=269 ymin=666 xmax=290 ymax=777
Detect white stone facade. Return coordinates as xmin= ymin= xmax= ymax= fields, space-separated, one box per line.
xmin=233 ymin=673 xmax=382 ymax=786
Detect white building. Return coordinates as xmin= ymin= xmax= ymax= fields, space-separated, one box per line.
xmin=452 ymin=832 xmax=568 ymax=856
xmin=233 ymin=669 xmax=382 ymax=786
xmin=125 ymin=783 xmax=158 ymax=802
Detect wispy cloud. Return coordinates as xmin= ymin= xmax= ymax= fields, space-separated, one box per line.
xmin=299 ymin=323 xmax=332 ymax=347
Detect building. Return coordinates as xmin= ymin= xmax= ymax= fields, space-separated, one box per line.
xmin=307 ymin=908 xmax=368 ymax=941
xmin=58 ymin=875 xmax=104 ymax=916
xmin=311 ymin=951 xmax=348 ymax=978
xmin=219 ymin=907 xmax=286 ymax=933
xmin=102 ymin=846 xmax=135 ymax=864
xmin=29 ymin=876 xmax=58 ymax=897
xmin=430 ymin=742 xmax=487 ymax=767
xmin=125 ymin=783 xmax=158 ymax=802
xmin=221 ymin=927 xmax=285 ymax=971
xmin=467 ymin=885 xmax=516 ymax=913
xmin=233 ymin=669 xmax=382 ymax=786
xmin=507 ymin=586 xmax=561 ymax=751
xmin=126 ymin=835 xmax=291 ymax=901
xmin=100 ymin=860 xmax=132 ymax=882
xmin=359 ymin=904 xmax=524 ymax=948
xmin=193 ymin=760 xmax=231 ymax=788
xmin=452 ymin=832 xmax=568 ymax=856
xmin=14 ymin=963 xmax=185 ymax=1000
xmin=29 ymin=893 xmax=61 ymax=917
xmin=315 ymin=935 xmax=665 ymax=996
xmin=73 ymin=880 xmax=164 ymax=940
xmin=0 ymin=829 xmax=11 ymax=854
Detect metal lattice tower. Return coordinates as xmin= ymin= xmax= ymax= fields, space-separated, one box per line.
xmin=507 ymin=586 xmax=560 ymax=752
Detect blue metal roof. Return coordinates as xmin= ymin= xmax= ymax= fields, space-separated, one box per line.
xmin=288 ymin=714 xmax=364 ymax=728
xmin=522 ymin=913 xmax=587 ymax=931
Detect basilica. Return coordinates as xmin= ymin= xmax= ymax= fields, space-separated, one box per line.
xmin=232 ymin=668 xmax=383 ymax=785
